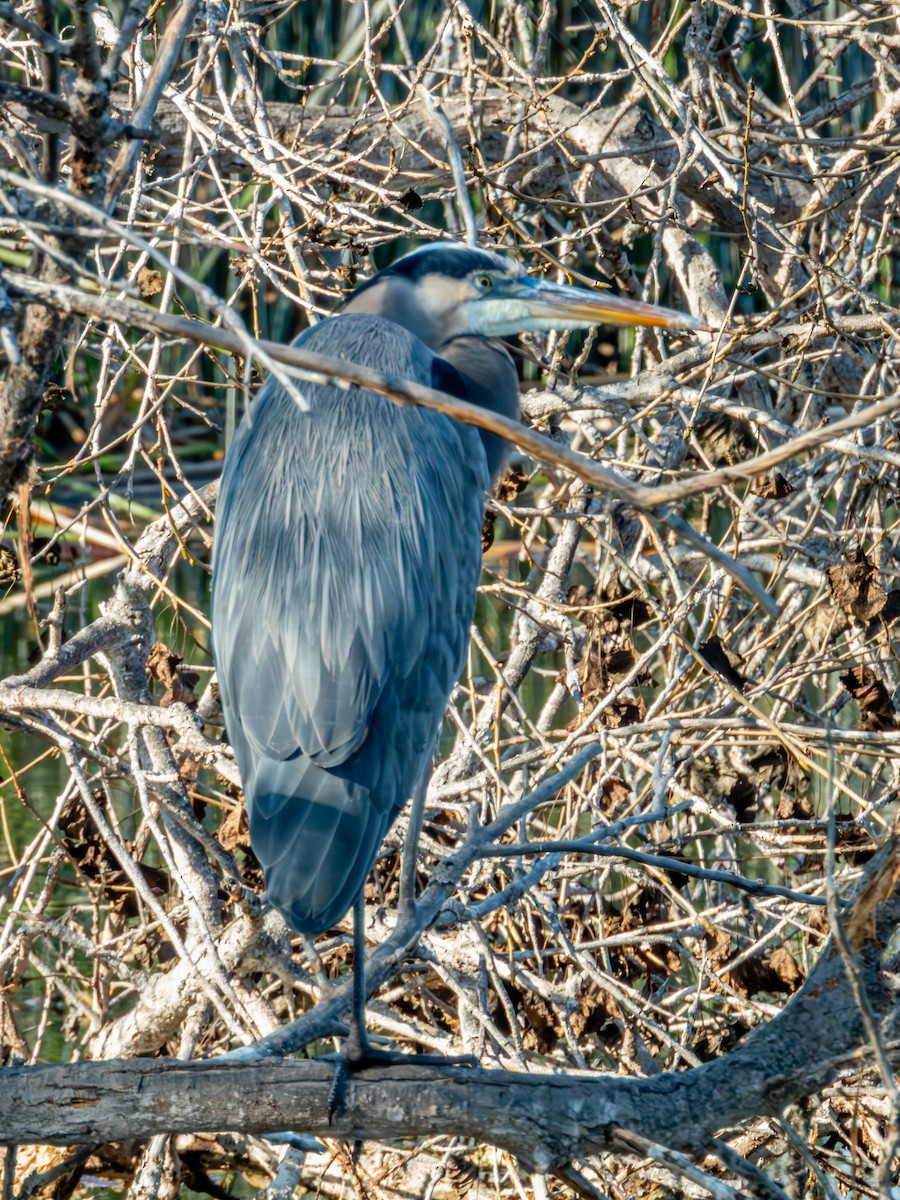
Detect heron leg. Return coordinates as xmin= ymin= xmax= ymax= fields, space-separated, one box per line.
xmin=398 ymin=771 xmax=429 ymax=919
xmin=327 ymin=890 xmax=369 ymax=1119
xmin=348 ymin=888 xmax=369 ymax=1058
xmin=327 ymin=888 xmax=479 ymax=1122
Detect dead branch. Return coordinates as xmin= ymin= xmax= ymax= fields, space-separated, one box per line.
xmin=1 ymin=878 xmax=897 ymax=1164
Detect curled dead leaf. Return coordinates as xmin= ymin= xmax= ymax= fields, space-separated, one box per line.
xmin=137 ymin=266 xmax=163 ymax=297
xmin=147 ymin=641 xmax=199 ymax=708
xmin=751 ymin=472 xmax=793 ymax=499
xmin=839 ymin=664 xmax=898 ymax=731
xmin=827 ymin=548 xmax=886 ymax=622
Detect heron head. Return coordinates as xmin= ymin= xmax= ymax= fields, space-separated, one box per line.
xmin=345 ymin=243 xmax=703 ymax=348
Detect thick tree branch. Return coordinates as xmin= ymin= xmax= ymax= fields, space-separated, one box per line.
xmin=1 ymin=846 xmax=897 ymax=1164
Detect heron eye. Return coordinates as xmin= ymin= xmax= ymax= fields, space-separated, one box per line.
xmin=478 ymin=276 xmax=492 ymax=289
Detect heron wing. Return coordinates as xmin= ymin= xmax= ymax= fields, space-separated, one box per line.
xmin=211 ymin=316 xmax=489 ymax=931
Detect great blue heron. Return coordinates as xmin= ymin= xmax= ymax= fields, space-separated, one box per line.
xmin=211 ymin=243 xmax=699 ymax=1067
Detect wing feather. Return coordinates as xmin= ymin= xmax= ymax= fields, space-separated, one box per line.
xmin=212 ymin=314 xmax=489 ymax=932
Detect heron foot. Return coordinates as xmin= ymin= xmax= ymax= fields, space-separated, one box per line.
xmin=326 ymin=1043 xmax=479 ymax=1122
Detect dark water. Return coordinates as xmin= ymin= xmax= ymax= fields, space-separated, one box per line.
xmin=0 ymin=553 xmax=216 ymax=1080
xmin=0 ymin=557 xmax=214 ymax=877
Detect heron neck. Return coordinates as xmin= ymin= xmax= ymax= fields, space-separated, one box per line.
xmin=343 ymin=283 xmax=441 ymax=348
xmin=439 ymin=336 xmax=519 ymax=481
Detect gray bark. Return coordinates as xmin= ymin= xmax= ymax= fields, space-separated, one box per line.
xmin=2 ymin=887 xmax=897 ymax=1170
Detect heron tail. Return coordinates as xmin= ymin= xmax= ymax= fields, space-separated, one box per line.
xmin=243 ymin=754 xmax=392 ymax=935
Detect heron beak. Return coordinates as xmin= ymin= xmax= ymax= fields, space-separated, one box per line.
xmin=509 ymin=277 xmax=704 ymax=332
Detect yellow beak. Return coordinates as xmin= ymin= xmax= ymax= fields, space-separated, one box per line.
xmin=509 ymin=277 xmax=704 ymax=331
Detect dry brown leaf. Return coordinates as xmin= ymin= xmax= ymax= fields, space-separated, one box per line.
xmin=751 ymin=472 xmax=794 ymax=499
xmin=839 ymin=664 xmax=898 ymax=730
xmin=147 ymin=641 xmax=199 ymax=708
xmin=137 ymin=265 xmax=164 ymax=297
xmin=826 ymin=548 xmax=887 ymax=622
xmin=768 ymin=945 xmax=803 ymax=990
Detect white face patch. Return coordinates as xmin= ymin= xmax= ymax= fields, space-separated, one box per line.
xmin=416 ymin=275 xmax=475 ymax=331
xmin=417 ymin=263 xmax=526 ymax=340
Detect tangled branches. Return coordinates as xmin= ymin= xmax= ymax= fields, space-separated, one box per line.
xmin=1 ymin=2 xmax=899 ymax=1197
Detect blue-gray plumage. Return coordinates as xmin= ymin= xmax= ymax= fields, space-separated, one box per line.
xmin=213 ymin=314 xmax=490 ymax=930
xmin=211 ymin=243 xmax=699 ymax=946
